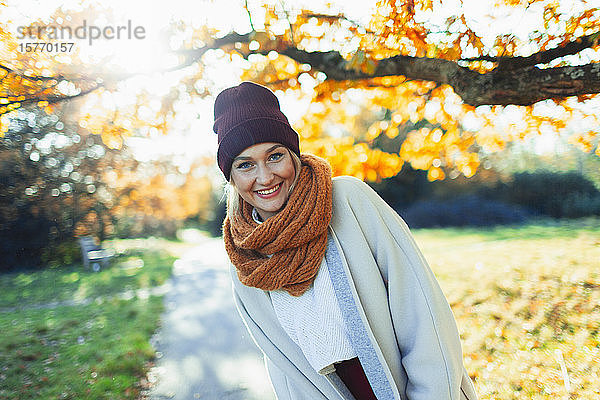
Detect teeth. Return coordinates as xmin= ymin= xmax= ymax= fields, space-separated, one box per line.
xmin=257 ymin=183 xmax=280 ymax=195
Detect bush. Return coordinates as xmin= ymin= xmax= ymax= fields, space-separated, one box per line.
xmin=481 ymin=171 xmax=600 ymax=218
xmin=368 ymin=166 xmax=432 ymax=211
xmin=0 ymin=212 xmax=56 ymax=271
xmin=41 ymin=240 xmax=82 ymax=268
xmin=1 ymin=109 xmax=123 ymax=270
xmin=560 ymin=193 xmax=600 ymax=218
xmin=400 ymin=194 xmax=531 ymax=228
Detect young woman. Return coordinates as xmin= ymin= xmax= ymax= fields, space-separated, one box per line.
xmin=213 ymin=81 xmax=478 ymax=400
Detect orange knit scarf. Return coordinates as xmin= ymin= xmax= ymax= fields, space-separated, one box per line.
xmin=222 ymin=154 xmax=333 ymax=296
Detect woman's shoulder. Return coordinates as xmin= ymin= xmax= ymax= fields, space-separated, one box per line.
xmin=330 ymin=175 xmax=403 ymax=228
xmin=330 ymin=175 xmax=389 ymax=223
xmin=332 ymin=175 xmax=370 ymax=192
xmin=331 ymin=175 xmax=378 ymax=203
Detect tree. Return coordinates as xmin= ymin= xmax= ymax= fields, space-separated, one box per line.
xmin=0 ymin=107 xmax=124 ymax=269
xmin=1 ymin=0 xmax=598 ymax=182
xmin=0 ymin=104 xmax=214 ymax=269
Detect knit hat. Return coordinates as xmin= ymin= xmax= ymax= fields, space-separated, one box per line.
xmin=213 ymin=81 xmax=300 ymax=180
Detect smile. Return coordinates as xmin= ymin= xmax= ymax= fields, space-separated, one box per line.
xmin=256 ymin=183 xmax=281 ymax=196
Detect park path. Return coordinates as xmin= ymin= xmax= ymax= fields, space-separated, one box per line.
xmin=147 ymin=234 xmax=275 ymax=400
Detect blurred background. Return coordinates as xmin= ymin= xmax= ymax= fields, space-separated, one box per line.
xmin=1 ymin=0 xmax=599 ymax=267
xmin=0 ymin=0 xmax=599 ymax=399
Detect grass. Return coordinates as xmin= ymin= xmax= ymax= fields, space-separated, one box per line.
xmin=411 ymin=218 xmax=600 ymax=399
xmin=0 ymin=245 xmax=175 ymax=309
xmin=0 ymin=242 xmax=177 ymax=400
xmin=1 ymin=221 xmax=598 ymax=399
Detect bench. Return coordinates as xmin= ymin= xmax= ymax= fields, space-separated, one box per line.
xmin=78 ymin=236 xmax=114 ymax=271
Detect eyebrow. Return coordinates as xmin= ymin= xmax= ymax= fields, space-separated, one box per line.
xmin=233 ymin=144 xmax=285 ymax=162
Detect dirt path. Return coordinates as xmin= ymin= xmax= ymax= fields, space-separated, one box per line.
xmin=147 ymin=237 xmax=275 ymax=400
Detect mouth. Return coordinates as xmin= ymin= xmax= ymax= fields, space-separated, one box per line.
xmin=255 ymin=183 xmax=282 ymax=198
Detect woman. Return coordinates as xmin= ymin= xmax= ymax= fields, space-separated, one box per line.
xmin=213 ymin=81 xmax=478 ymax=400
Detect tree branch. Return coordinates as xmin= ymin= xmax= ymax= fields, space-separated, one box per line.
xmin=462 ymin=63 xmax=600 ymax=106
xmin=173 ymin=32 xmax=252 ymax=70
xmin=3 ymin=28 xmax=599 ymax=115
xmin=2 ymin=83 xmax=101 ymax=109
xmin=460 ymin=31 xmax=600 ymax=70
xmin=277 ymin=0 xmax=295 ymax=44
xmin=301 ymin=12 xmax=377 ymax=35
xmin=176 ymin=31 xmax=600 ymax=106
xmin=292 ymin=49 xmax=600 ymax=106
xmin=1 ymin=63 xmax=63 ymax=82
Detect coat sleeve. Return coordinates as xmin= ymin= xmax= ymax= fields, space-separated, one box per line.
xmin=332 ymin=176 xmax=475 ymax=400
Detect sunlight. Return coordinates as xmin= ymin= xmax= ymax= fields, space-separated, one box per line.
xmin=73 ymin=8 xmax=174 ymax=74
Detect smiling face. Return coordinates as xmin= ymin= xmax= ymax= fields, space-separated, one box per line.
xmin=230 ymin=142 xmax=297 ymax=221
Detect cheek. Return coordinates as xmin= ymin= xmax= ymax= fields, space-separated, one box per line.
xmin=278 ymin=160 xmax=296 ymax=181
xmin=235 ymin=182 xmax=257 ymax=207
xmin=238 ymin=191 xmax=255 ymax=206
xmin=231 ymin=174 xmax=252 ymax=196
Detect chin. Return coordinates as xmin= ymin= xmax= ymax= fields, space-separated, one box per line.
xmin=254 ymin=197 xmax=288 ymax=217
xmin=257 ymin=203 xmax=284 ymax=214
xmin=254 ymin=195 xmax=288 ymax=212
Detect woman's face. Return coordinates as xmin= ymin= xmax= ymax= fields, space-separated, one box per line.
xmin=230 ymin=142 xmax=297 ymax=221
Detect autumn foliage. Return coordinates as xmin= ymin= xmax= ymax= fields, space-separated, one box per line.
xmin=0 ymin=107 xmax=213 ymax=269
xmin=0 ymin=0 xmax=599 ymax=259
xmin=235 ymin=0 xmax=600 ymax=180
xmin=1 ymin=0 xmax=599 ymax=185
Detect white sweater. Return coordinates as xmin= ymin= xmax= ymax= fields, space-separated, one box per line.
xmin=252 ymin=208 xmax=356 ymax=374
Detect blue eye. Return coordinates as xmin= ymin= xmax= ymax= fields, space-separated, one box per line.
xmin=236 ymin=161 xmax=252 ymax=170
xmin=269 ymin=152 xmax=284 ymax=161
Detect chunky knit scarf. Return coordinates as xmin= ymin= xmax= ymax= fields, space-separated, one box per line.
xmin=222 ymin=154 xmax=333 ymax=296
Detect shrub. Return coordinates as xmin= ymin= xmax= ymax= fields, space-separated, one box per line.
xmin=368 ymin=166 xmax=432 ymax=210
xmin=0 ymin=212 xmax=55 ymax=271
xmin=400 ymin=195 xmax=531 ymax=228
xmin=560 ymin=193 xmax=600 ymax=218
xmin=41 ymin=240 xmax=82 ymax=268
xmin=481 ymin=171 xmax=600 ymax=218
xmin=1 ymin=109 xmax=122 ymax=270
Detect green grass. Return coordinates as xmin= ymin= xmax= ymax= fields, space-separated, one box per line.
xmin=412 ymin=219 xmax=600 ymax=399
xmin=413 ymin=217 xmax=600 ymax=247
xmin=0 ymin=248 xmax=174 ymax=309
xmin=0 ymin=244 xmax=177 ymax=400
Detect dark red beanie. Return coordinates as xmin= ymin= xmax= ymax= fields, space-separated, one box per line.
xmin=213 ymin=81 xmax=300 ymax=180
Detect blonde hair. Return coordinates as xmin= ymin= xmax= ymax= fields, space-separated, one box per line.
xmin=225 ymin=148 xmax=302 ymax=220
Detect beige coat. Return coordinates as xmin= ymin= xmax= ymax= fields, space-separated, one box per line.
xmin=230 ymin=176 xmax=478 ymax=399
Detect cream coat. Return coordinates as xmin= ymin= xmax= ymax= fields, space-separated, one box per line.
xmin=230 ymin=176 xmax=478 ymax=399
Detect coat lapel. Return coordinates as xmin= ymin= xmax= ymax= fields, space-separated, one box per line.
xmin=326 ymin=229 xmax=401 ymax=400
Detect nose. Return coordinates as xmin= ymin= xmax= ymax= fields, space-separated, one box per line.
xmin=256 ymin=164 xmax=275 ymax=186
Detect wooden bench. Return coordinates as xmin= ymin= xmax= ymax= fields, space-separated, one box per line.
xmin=79 ymin=236 xmax=114 ymax=271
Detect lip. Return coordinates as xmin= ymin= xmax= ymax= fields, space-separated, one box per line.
xmin=254 ymin=183 xmax=282 ymax=199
